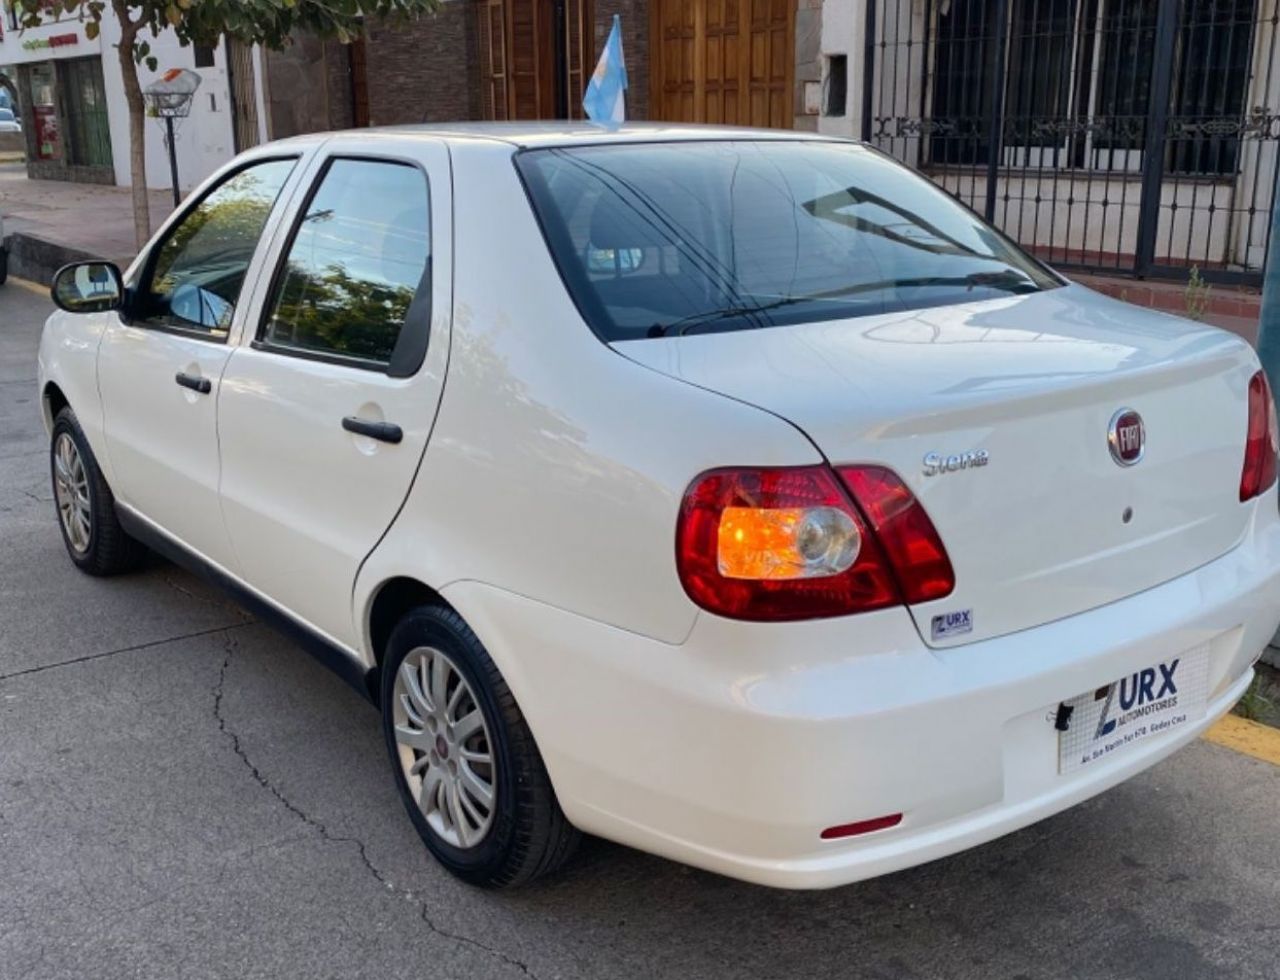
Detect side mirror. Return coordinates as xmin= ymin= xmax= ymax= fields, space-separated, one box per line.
xmin=51 ymin=261 xmax=124 ymax=314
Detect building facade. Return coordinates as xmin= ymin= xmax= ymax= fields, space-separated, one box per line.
xmin=0 ymin=3 xmax=268 ymax=191
xmin=2 ymin=0 xmax=1273 ymax=285
xmin=261 ymin=0 xmax=1280 ymax=286
xmin=263 ymin=0 xmax=819 ymax=135
xmin=849 ymin=0 xmax=1280 ymax=284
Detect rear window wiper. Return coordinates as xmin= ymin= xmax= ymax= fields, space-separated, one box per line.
xmin=804 ymin=269 xmax=1042 ymax=301
xmin=647 ymin=271 xmax=1039 ymax=338
xmin=897 ymin=270 xmax=1042 ymax=294
xmin=649 ymin=296 xmax=805 ymax=338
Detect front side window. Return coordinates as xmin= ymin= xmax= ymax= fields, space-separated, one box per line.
xmin=141 ymin=158 xmax=296 ymax=336
xmin=519 ymin=141 xmax=1060 ymax=342
xmin=260 ymin=158 xmax=431 ymax=367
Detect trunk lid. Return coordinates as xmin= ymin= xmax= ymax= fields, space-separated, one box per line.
xmin=616 ymin=285 xmax=1258 ymax=645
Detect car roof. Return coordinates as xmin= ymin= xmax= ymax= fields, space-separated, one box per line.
xmin=271 ymin=122 xmax=843 ymax=151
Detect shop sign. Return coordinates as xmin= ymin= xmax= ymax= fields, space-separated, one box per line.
xmin=21 ymin=33 xmax=79 ymax=51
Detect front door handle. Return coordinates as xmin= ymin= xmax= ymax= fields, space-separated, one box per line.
xmin=175 ymin=371 xmax=212 ymax=395
xmin=342 ymin=416 xmax=403 ymax=444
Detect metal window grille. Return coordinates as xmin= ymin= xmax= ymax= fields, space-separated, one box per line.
xmin=862 ymin=0 xmax=1280 ymax=284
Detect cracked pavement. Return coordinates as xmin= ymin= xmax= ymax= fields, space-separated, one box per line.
xmin=1 ymin=282 xmax=1278 ymax=980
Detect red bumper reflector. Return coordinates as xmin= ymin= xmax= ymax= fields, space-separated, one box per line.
xmin=820 ymin=813 xmax=903 ymax=840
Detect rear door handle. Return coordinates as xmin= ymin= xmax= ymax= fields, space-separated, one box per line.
xmin=342 ymin=417 xmax=403 ymax=444
xmin=175 ymin=371 xmax=212 ymax=395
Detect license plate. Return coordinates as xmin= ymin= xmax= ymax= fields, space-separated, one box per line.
xmin=1058 ymin=644 xmax=1211 ymax=774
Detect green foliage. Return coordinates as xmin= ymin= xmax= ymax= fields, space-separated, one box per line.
xmin=271 ymin=260 xmax=416 ymax=363
xmin=1234 ymin=673 xmax=1275 ymax=723
xmin=1185 ymin=265 xmax=1212 ymax=322
xmin=15 ymin=0 xmax=441 ymax=57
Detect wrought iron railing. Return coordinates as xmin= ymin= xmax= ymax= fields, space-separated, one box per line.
xmin=862 ymin=0 xmax=1280 ymax=284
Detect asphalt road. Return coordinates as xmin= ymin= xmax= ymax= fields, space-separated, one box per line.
xmin=1 ymin=281 xmax=1278 ymax=980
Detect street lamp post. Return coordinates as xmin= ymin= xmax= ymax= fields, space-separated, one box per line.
xmin=142 ymin=68 xmax=202 ymax=209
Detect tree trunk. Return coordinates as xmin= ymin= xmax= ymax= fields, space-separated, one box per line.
xmin=112 ymin=3 xmax=151 ymax=249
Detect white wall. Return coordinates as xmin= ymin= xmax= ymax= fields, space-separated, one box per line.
xmin=96 ymin=17 xmax=236 ymax=192
xmin=818 ymin=0 xmax=859 ymax=139
xmin=0 ymin=11 xmax=242 ymax=192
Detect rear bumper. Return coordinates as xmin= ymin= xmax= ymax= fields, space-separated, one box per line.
xmin=443 ymin=491 xmax=1280 ymax=889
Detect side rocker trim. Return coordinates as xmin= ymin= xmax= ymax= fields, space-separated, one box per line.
xmin=115 ymin=505 xmax=379 ymax=704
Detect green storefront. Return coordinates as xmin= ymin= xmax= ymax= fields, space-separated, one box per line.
xmin=19 ymin=51 xmax=113 ymax=183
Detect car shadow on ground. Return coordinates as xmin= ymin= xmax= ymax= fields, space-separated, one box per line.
xmin=199 ymin=559 xmax=1264 ymax=980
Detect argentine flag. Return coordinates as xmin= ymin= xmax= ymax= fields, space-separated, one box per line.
xmin=583 ymin=15 xmax=628 ymax=127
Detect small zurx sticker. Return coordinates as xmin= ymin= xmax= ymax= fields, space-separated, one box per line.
xmin=931 ymin=609 xmax=973 ymax=641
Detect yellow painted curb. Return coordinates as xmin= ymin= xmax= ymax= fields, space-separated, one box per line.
xmin=8 ymin=275 xmax=49 ymax=297
xmin=1203 ymin=713 xmax=1280 ymax=766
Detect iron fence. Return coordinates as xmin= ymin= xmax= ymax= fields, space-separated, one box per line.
xmin=862 ymin=0 xmax=1280 ymax=284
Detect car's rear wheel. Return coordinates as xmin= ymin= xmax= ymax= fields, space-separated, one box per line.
xmin=50 ymin=407 xmax=146 ymax=575
xmin=380 ymin=605 xmax=579 ymax=887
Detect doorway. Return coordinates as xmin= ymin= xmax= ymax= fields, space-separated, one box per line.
xmin=478 ymin=0 xmax=594 ymax=120
xmin=650 ymin=0 xmax=794 ymax=128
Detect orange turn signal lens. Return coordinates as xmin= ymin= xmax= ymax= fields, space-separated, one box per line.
xmin=675 ymin=466 xmax=903 ymax=621
xmin=717 ymin=505 xmax=861 ymax=580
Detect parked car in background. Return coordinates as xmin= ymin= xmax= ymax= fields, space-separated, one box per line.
xmin=36 ymin=124 xmax=1280 ymax=890
xmin=0 ymin=107 xmax=21 ymax=134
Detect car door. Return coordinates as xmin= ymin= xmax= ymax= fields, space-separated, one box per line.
xmin=217 ymin=138 xmax=452 ymax=650
xmin=97 ymin=153 xmax=307 ymax=570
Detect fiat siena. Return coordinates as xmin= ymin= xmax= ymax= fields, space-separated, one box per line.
xmin=37 ymin=125 xmax=1280 ymax=889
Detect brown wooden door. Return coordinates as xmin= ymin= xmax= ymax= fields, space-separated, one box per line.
xmin=651 ymin=0 xmax=793 ymax=128
xmin=478 ymin=0 xmax=593 ymax=120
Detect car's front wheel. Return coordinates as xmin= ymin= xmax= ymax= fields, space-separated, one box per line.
xmin=50 ymin=406 xmax=146 ymax=575
xmin=380 ymin=605 xmax=579 ymax=887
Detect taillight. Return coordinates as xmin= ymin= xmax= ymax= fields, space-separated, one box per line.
xmin=676 ymin=464 xmax=953 ymax=621
xmin=1240 ymin=370 xmax=1279 ymax=503
xmin=837 ymin=466 xmax=956 ymax=604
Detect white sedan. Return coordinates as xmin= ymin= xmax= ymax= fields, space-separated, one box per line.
xmin=37 ymin=124 xmax=1280 ymax=889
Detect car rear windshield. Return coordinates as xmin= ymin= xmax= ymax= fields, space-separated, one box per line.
xmin=517 ymin=141 xmax=1061 ymax=342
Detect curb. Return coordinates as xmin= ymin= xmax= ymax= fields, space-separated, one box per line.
xmin=8 ymin=275 xmax=49 ymax=297
xmin=6 ymin=231 xmax=98 ymax=287
xmin=1204 ymin=713 xmax=1280 ymax=766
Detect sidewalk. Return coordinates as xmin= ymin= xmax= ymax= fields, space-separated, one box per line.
xmin=0 ymin=162 xmax=175 ymax=283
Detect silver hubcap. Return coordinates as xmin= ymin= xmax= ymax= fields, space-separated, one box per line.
xmin=53 ymin=433 xmax=91 ymax=554
xmin=392 ymin=647 xmax=496 ymax=849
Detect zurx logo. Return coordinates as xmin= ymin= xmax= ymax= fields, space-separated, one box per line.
xmin=1095 ymin=659 xmax=1180 ymax=738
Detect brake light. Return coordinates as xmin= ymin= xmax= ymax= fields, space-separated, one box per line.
xmin=1240 ymin=370 xmax=1279 ymax=503
xmin=676 ymin=464 xmax=953 ymax=621
xmin=837 ymin=466 xmax=956 ymax=604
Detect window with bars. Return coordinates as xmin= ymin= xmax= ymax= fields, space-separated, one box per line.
xmin=928 ymin=0 xmax=1258 ymax=177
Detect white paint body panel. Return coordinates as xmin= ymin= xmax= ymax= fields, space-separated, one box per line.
xmin=95 ymin=145 xmax=315 ymax=573
xmin=97 ymin=326 xmax=240 ymax=569
xmin=617 ymin=285 xmax=1261 ymax=646
xmin=35 ymin=124 xmax=1280 ymax=889
xmin=218 ymin=136 xmax=454 ymax=649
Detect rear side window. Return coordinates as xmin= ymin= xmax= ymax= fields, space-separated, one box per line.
xmin=261 ymin=158 xmax=430 ymax=368
xmin=517 ymin=141 xmax=1061 ymax=342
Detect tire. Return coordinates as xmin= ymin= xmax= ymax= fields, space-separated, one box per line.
xmin=0 ymin=249 xmax=8 ymax=286
xmin=50 ymin=406 xmax=146 ymax=576
xmin=380 ymin=605 xmax=579 ymax=888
